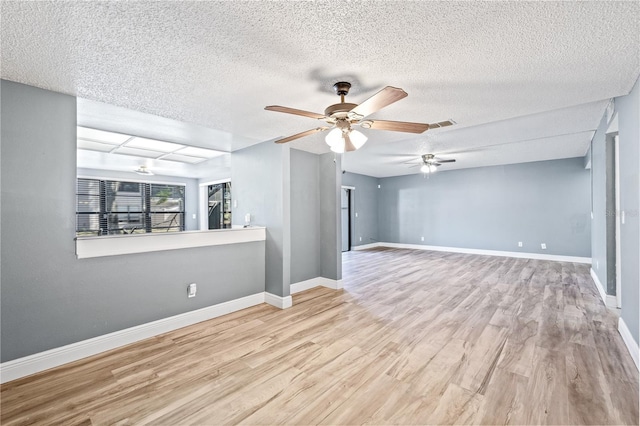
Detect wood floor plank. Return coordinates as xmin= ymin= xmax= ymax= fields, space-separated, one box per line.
xmin=475 ymin=367 xmax=529 ymax=425
xmin=1 ymin=248 xmax=637 ymax=425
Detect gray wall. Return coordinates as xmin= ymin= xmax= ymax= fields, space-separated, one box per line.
xmin=77 ymin=167 xmax=200 ymax=231
xmin=0 ymin=80 xmax=265 ymax=362
xmin=319 ymin=153 xmax=342 ymax=281
xmin=342 ymin=172 xmax=380 ymax=247
xmin=615 ymin=76 xmax=640 ymax=343
xmin=290 ymin=149 xmax=320 ymax=283
xmin=590 ymin=112 xmax=611 ymax=288
xmin=231 ymin=141 xmax=291 ymax=297
xmin=378 ymin=158 xmax=591 ymax=257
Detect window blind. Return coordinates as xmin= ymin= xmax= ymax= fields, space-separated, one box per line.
xmin=76 ymin=178 xmax=185 ymax=236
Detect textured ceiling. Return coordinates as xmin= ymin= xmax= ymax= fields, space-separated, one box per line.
xmin=2 ymin=1 xmax=639 ymax=177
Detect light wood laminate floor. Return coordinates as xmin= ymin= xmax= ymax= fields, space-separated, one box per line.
xmin=1 ymin=248 xmax=638 ymax=425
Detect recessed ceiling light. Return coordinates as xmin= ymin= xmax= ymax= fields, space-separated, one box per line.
xmin=175 ymin=146 xmax=225 ymax=158
xmin=77 ymin=127 xmax=130 ymax=144
xmin=126 ymin=137 xmax=185 ymax=153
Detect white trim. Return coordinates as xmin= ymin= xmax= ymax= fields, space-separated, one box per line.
xmin=290 ymin=277 xmax=325 ymax=294
xmin=0 ymin=292 xmax=266 ymax=384
xmin=341 ymin=185 xmax=356 ymax=190
xmin=352 ymin=242 xmax=381 ymax=251
xmin=322 ymin=278 xmax=343 ymax=290
xmin=290 ymin=277 xmax=343 ymax=294
xmin=614 ymin=135 xmax=622 ymax=309
xmin=618 ymin=317 xmax=639 ymax=370
xmin=199 ymin=178 xmax=231 ymax=187
xmin=76 ymin=227 xmax=265 ymax=259
xmin=590 ymin=268 xmax=618 ymax=307
xmin=264 ymin=292 xmax=292 ymax=309
xmin=77 ymin=174 xmax=188 ymax=187
xmin=356 ymin=242 xmax=591 ymax=264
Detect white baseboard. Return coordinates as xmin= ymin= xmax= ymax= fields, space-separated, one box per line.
xmin=0 ymin=292 xmax=266 ymax=384
xmin=352 ymin=242 xmax=381 ymax=251
xmin=290 ymin=277 xmax=325 ymax=294
xmin=618 ymin=317 xmax=639 ymax=370
xmin=590 ymin=268 xmax=618 ymax=308
xmin=356 ymin=242 xmax=591 ymax=264
xmin=290 ymin=277 xmax=343 ymax=294
xmin=265 ymin=292 xmax=292 ymax=309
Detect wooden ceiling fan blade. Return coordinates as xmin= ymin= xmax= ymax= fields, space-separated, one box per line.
xmin=428 ymin=120 xmax=456 ymax=129
xmin=367 ymin=119 xmax=429 ymax=134
xmin=265 ymin=105 xmax=326 ymax=120
xmin=349 ymin=86 xmax=408 ymax=118
xmin=274 ymin=127 xmax=329 ymax=144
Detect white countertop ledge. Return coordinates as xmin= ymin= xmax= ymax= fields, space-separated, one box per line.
xmin=75 ymin=227 xmax=266 ymax=259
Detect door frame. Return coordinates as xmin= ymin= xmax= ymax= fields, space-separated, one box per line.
xmin=341 ymin=186 xmax=355 ymax=252
xmin=614 ymin=135 xmax=622 ymax=308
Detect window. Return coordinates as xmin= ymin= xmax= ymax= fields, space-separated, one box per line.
xmin=76 ymin=178 xmax=185 ymax=236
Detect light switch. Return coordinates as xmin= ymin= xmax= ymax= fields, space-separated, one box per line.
xmin=187 ymin=283 xmax=197 ymax=298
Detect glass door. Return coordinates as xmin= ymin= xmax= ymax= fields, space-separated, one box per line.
xmin=208 ymin=182 xmax=232 ymax=229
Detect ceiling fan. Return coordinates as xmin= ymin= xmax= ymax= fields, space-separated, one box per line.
xmin=411 ymin=153 xmax=456 ymax=173
xmin=265 ymin=82 xmax=455 ymax=153
xmin=134 ymin=165 xmax=153 ymax=175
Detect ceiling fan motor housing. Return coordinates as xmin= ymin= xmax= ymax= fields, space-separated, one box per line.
xmin=333 ymin=81 xmax=352 ymax=96
xmin=324 ymin=102 xmax=358 ymax=118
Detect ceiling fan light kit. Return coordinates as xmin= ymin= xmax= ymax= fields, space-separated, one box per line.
xmin=134 ymin=165 xmax=153 ymax=175
xmin=326 ymin=127 xmax=367 ymax=153
xmin=420 ymin=164 xmax=438 ymax=174
xmin=265 ymin=81 xmax=455 ymax=152
xmin=417 ymin=153 xmax=456 ymax=174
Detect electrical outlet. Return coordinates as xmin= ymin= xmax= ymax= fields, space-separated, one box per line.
xmin=541 ymin=243 xmax=546 ymax=250
xmin=596 ymin=261 xmax=599 ymax=269
xmin=355 ymin=212 xmax=358 ymax=218
xmin=378 ymin=184 xmax=381 ymax=189
xmin=622 ymin=211 xmax=625 ymax=224
xmin=421 ymin=236 xmax=424 ymax=241
xmin=518 ymin=242 xmax=523 ymax=247
xmin=359 ymin=236 xmax=362 ymax=242
xmin=187 ymin=283 xmax=197 ymax=298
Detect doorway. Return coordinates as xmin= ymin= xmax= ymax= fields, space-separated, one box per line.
xmin=341 ymin=187 xmax=352 ymax=252
xmin=614 ymin=135 xmax=621 ymax=308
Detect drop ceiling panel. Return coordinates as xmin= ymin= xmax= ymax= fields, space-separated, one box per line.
xmin=161 ymin=153 xmax=207 ymax=164
xmin=77 ymin=127 xmax=130 ymax=145
xmin=125 ymin=137 xmax=185 ymax=153
xmin=77 ymin=139 xmax=117 ymax=153
xmin=112 ymin=147 xmax=165 ymax=159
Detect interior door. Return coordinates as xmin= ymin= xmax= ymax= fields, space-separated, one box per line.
xmin=341 ymin=188 xmax=350 ymax=252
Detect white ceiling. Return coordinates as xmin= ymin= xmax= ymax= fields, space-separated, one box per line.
xmin=2 ymin=1 xmax=638 ymax=177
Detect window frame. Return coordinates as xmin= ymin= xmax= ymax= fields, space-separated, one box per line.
xmin=76 ymin=175 xmax=186 ymax=237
